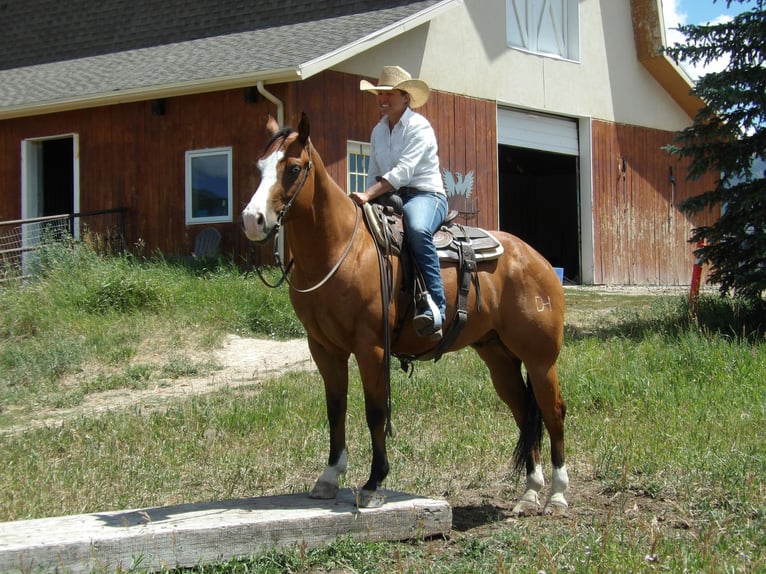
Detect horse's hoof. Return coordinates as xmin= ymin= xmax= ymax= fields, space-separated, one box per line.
xmin=543 ymin=501 xmax=569 ymax=517
xmin=543 ymin=495 xmax=569 ymax=517
xmin=357 ymin=489 xmax=386 ymax=508
xmin=512 ymin=490 xmax=542 ymax=516
xmin=512 ymin=499 xmax=542 ymax=517
xmin=309 ymin=480 xmax=338 ymax=500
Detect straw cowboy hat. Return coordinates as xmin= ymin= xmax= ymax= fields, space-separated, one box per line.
xmin=359 ymin=65 xmax=430 ymax=108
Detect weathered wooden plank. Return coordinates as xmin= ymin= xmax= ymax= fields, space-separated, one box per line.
xmin=590 ymin=119 xmax=716 ymax=284
xmin=0 ymin=490 xmax=451 ymax=573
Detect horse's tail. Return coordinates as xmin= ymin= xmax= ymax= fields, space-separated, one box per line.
xmin=512 ymin=375 xmax=543 ymax=476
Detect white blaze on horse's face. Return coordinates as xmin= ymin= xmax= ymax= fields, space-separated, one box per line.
xmin=241 ymin=148 xmax=284 ymax=242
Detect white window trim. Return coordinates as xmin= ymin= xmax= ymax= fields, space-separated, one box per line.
xmin=185 ymin=147 xmax=233 ymax=225
xmin=505 ymin=0 xmax=580 ymax=62
xmin=346 ymin=140 xmax=371 ymax=195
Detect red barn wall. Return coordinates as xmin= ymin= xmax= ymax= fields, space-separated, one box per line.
xmin=0 ymin=71 xmax=497 ymax=265
xmin=591 ymin=119 xmax=717 ymax=284
xmin=0 ymin=72 xmax=717 ymax=284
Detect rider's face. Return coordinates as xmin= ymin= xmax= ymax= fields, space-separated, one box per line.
xmin=377 ymin=90 xmax=410 ymax=122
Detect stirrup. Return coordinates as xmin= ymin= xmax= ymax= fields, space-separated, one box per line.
xmin=413 ymin=293 xmax=443 ymax=337
xmin=416 ymin=322 xmax=442 ymax=339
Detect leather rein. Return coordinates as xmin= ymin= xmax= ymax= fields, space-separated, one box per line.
xmin=255 ymin=137 xmax=361 ymax=293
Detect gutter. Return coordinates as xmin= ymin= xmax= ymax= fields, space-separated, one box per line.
xmin=256 ymin=81 xmax=284 ymax=126
xmin=0 ymin=68 xmax=300 ymax=121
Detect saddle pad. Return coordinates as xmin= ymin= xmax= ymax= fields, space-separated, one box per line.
xmin=435 ymin=225 xmax=504 ymax=263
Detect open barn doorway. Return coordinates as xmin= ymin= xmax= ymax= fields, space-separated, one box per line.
xmin=22 ymin=135 xmax=79 ymax=220
xmin=20 ymin=135 xmax=80 ymax=272
xmin=497 ymin=109 xmax=581 ymax=283
xmin=498 ymin=145 xmax=580 ymax=282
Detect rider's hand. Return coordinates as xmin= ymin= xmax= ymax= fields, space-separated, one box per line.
xmin=350 ymin=192 xmax=370 ymax=206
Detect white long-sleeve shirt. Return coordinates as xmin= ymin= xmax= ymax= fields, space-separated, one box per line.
xmin=366 ymin=107 xmax=445 ymax=195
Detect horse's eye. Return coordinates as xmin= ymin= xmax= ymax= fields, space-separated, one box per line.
xmin=287 ymin=165 xmax=302 ymax=178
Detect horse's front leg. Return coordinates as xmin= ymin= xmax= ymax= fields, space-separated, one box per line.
xmin=307 ymin=337 xmax=350 ymax=501
xmin=355 ymin=346 xmax=390 ymax=508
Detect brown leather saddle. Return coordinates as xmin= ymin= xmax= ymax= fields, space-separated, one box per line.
xmin=361 ymin=195 xmax=503 ymax=364
xmin=362 ymin=200 xmax=504 ymax=263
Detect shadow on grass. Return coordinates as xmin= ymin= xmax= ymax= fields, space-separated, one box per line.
xmin=566 ymin=295 xmax=766 ymax=342
xmin=451 ymin=502 xmax=508 ymax=532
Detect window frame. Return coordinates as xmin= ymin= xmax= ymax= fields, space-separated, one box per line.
xmin=185 ymin=147 xmax=234 ymax=225
xmin=346 ymin=140 xmax=371 ymax=195
xmin=505 ymin=0 xmax=580 ymax=62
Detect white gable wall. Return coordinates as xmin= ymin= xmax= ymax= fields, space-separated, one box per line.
xmin=337 ymin=0 xmax=692 ymax=131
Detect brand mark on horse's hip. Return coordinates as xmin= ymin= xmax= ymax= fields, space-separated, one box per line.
xmin=535 ymin=295 xmax=553 ymax=312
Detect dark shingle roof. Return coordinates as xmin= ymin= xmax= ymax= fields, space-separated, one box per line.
xmin=0 ymin=0 xmax=436 ymax=70
xmin=0 ymin=0 xmax=455 ymax=116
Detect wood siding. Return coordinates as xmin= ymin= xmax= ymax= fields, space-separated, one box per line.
xmin=0 ymin=70 xmax=497 ymax=266
xmin=0 ymin=90 xmax=277 ymax=264
xmin=286 ymin=71 xmax=498 ymax=229
xmin=1 ymin=71 xmax=717 ymax=284
xmin=426 ymin=90 xmax=498 ymax=229
xmin=591 ymin=119 xmax=717 ymax=284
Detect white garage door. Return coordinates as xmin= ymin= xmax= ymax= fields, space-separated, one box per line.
xmin=497 ymin=108 xmax=579 ymax=156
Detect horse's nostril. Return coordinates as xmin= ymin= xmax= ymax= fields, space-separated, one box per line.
xmin=256 ymin=213 xmax=265 ymax=226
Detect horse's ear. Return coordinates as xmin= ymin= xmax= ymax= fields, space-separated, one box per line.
xmin=264 ymin=115 xmax=280 ymax=137
xmin=298 ymin=112 xmax=310 ymax=144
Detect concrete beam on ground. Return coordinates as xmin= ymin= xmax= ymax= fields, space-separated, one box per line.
xmin=0 ymin=490 xmax=452 ymax=573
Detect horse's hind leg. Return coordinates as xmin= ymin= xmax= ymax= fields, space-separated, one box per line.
xmin=474 ymin=339 xmax=568 ymax=515
xmin=473 ymin=341 xmax=546 ymax=514
xmin=527 ymin=362 xmax=569 ymax=515
xmin=307 ymin=337 xmax=350 ymax=501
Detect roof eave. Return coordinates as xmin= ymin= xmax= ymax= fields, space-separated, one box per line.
xmin=630 ymin=0 xmax=704 ymax=119
xmin=639 ymin=54 xmax=702 ymax=119
xmin=298 ymin=0 xmax=462 ymax=79
xmin=0 ymin=0 xmax=462 ymax=120
xmin=0 ymin=68 xmax=301 ymax=120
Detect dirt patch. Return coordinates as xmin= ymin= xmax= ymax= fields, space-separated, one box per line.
xmin=431 ymin=472 xmax=696 ymax=565
xmin=2 ymin=335 xmax=315 ymax=435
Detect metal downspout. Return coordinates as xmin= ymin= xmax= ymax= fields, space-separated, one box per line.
xmin=256 ymin=81 xmax=284 ymax=126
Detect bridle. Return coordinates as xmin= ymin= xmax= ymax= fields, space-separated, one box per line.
xmin=255 ymin=136 xmax=361 ymax=293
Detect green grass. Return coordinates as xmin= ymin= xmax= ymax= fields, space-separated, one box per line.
xmin=0 ymin=240 xmax=303 ymax=417
xmin=0 ymin=242 xmax=765 ymax=572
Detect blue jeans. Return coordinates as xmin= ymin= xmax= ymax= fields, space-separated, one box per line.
xmin=400 ymin=191 xmax=448 ymax=317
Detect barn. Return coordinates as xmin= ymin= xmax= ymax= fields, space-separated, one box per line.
xmin=0 ymin=0 xmax=716 ymax=284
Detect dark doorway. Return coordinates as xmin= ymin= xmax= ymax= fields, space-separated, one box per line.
xmin=498 ymin=145 xmax=580 ymax=282
xmin=41 ymin=138 xmax=75 ymax=216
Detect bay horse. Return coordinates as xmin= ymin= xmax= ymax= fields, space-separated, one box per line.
xmin=241 ymin=113 xmax=569 ymax=514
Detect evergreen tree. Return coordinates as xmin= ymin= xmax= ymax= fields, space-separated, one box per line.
xmin=665 ymin=0 xmax=766 ymax=301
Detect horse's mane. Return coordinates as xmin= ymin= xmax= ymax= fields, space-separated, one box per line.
xmin=262 ymin=127 xmax=295 ymax=154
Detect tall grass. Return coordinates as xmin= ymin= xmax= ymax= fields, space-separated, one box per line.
xmin=0 ymin=240 xmax=303 ymax=417
xmin=0 ymin=242 xmax=764 ymax=572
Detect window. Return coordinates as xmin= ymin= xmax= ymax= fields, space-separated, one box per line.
xmin=185 ymin=148 xmax=233 ymax=224
xmin=347 ymin=141 xmax=371 ymax=194
xmin=506 ymin=0 xmax=580 ymax=61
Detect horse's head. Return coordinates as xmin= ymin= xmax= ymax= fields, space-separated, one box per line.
xmin=241 ymin=113 xmax=312 ymax=243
